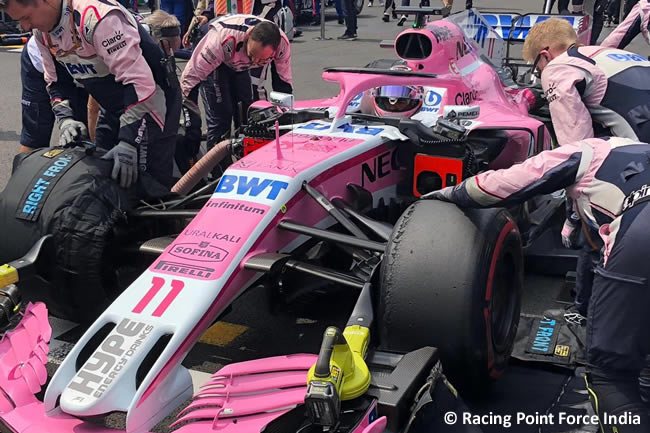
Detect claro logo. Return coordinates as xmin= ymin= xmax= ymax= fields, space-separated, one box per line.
xmin=67 ymin=319 xmax=154 ymax=399
xmin=455 ymin=90 xmax=477 ymax=105
xmin=102 ymin=31 xmax=123 ymax=47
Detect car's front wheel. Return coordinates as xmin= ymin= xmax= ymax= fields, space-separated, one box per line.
xmin=378 ymin=200 xmax=523 ymax=391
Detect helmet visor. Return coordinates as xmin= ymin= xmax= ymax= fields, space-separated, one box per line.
xmin=378 ymin=86 xmax=413 ymax=99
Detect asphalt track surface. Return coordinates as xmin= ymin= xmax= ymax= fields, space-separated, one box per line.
xmin=0 ymin=1 xmax=648 ymax=431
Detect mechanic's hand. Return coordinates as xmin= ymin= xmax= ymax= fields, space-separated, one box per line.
xmin=525 ymin=87 xmax=546 ymax=112
xmin=182 ymin=30 xmax=192 ymax=49
xmin=59 ymin=118 xmax=89 ymax=147
xmin=101 ymin=141 xmax=138 ymax=188
xmin=420 ymin=186 xmax=454 ymax=202
xmin=561 ymin=218 xmax=579 ymax=249
xmin=183 ymin=16 xmax=208 ymax=48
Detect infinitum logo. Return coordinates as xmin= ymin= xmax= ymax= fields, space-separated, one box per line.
xmin=206 ymin=200 xmax=266 ymax=215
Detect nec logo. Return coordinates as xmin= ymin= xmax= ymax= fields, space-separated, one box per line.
xmin=64 ymin=63 xmax=97 ymax=75
xmin=216 ymin=175 xmax=288 ymax=200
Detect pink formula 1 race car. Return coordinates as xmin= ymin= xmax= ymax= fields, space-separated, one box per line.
xmin=0 ymin=7 xmax=585 ymax=433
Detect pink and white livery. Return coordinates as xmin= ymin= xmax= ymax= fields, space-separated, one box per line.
xmin=0 ymin=8 xmax=568 ymax=433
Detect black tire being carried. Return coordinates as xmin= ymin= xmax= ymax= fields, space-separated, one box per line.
xmin=378 ymin=200 xmax=523 ymax=389
xmin=0 ymin=147 xmax=128 ymax=323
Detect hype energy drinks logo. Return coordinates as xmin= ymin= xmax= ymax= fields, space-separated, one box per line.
xmin=64 ymin=319 xmax=154 ymax=402
xmin=17 ymin=152 xmax=79 ymax=222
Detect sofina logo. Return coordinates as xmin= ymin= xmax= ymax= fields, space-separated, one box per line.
xmin=170 ymin=242 xmax=229 ymax=263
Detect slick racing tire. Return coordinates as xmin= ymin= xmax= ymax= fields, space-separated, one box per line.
xmin=379 ymin=200 xmax=523 ymax=390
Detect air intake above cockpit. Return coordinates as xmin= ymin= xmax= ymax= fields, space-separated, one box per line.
xmin=395 ymin=33 xmax=432 ymax=60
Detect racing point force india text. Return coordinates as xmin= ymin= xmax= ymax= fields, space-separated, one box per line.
xmin=448 ymin=411 xmax=642 ymax=428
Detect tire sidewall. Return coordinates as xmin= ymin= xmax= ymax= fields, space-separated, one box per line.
xmin=466 ymin=209 xmax=523 ymax=381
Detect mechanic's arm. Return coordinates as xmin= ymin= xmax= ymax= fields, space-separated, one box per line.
xmin=182 ymin=0 xmax=210 ymax=48
xmin=34 ymin=34 xmax=88 ymax=145
xmin=424 ymin=142 xmax=585 ymax=208
xmin=271 ymin=37 xmax=293 ymax=94
xmin=601 ymin=2 xmax=645 ymax=48
xmin=92 ymin=11 xmax=167 ymax=145
xmin=541 ymin=64 xmax=594 ymax=145
xmin=180 ymin=28 xmax=225 ymax=102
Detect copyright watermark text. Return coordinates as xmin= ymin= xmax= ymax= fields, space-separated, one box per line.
xmin=443 ymin=411 xmax=642 ymax=428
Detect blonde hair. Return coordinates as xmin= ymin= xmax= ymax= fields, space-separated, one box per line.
xmin=142 ymin=10 xmax=181 ymax=54
xmin=522 ymin=18 xmax=578 ymax=63
xmin=142 ymin=10 xmax=181 ymax=31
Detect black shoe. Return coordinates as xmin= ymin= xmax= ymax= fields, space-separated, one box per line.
xmin=293 ymin=28 xmax=303 ymax=37
xmin=337 ymin=32 xmax=357 ymax=40
xmin=397 ymin=15 xmax=407 ymax=26
xmin=543 ymin=304 xmax=587 ymax=326
xmin=382 ymin=13 xmax=389 ymax=22
xmin=391 ymin=8 xmax=397 ymax=18
xmin=338 ymin=16 xmax=345 ymax=24
xmin=367 ymin=0 xmax=373 ymax=6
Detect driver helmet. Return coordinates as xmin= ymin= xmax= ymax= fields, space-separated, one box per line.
xmin=371 ymin=68 xmax=424 ymax=118
xmin=371 ymin=65 xmax=423 ymax=117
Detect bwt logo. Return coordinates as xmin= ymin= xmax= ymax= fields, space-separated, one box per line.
xmin=420 ymin=90 xmax=444 ymax=112
xmin=64 ymin=63 xmax=97 ymax=75
xmin=347 ymin=92 xmax=363 ymax=108
xmin=216 ymin=175 xmax=289 ymax=200
xmin=607 ymin=53 xmax=647 ymax=62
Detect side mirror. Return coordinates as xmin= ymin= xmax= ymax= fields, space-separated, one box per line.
xmin=443 ymin=105 xmax=480 ymax=121
xmin=269 ymin=91 xmax=294 ymax=110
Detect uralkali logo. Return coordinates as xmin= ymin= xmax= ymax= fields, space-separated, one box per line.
xmin=170 ymin=242 xmax=229 ymax=263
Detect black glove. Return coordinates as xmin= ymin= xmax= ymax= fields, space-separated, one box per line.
xmin=420 ymin=186 xmax=454 ymax=202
